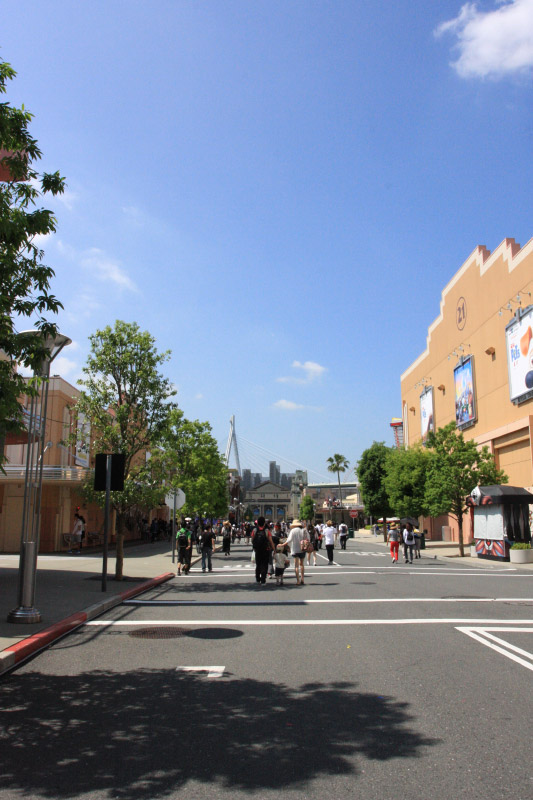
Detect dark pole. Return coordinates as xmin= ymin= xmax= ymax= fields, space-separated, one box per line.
xmin=102 ymin=454 xmax=111 ymax=592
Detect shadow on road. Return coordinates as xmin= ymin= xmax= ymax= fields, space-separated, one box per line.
xmin=0 ymin=669 xmax=438 ymax=799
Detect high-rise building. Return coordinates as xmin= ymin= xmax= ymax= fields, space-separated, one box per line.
xmin=241 ymin=469 xmax=252 ymax=491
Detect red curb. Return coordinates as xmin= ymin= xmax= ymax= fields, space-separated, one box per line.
xmin=6 ymin=612 xmax=88 ymax=663
xmin=1 ymin=570 xmax=175 ymax=674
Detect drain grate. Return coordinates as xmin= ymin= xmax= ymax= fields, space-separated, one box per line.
xmin=129 ymin=627 xmax=189 ymax=639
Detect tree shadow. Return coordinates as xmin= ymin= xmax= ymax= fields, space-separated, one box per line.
xmin=0 ymin=669 xmax=438 ymax=799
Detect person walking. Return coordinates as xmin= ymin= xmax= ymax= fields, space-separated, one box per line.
xmin=387 ymin=523 xmax=400 ymax=563
xmin=322 ymin=520 xmax=336 ymax=564
xmin=338 ymin=521 xmax=348 ymax=550
xmin=222 ymin=521 xmax=232 ymax=557
xmin=252 ymin=516 xmax=275 ymax=585
xmin=402 ymin=522 xmax=415 ymax=564
xmin=305 ymin=523 xmax=318 ymax=566
xmin=285 ymin=519 xmax=308 ymax=585
xmin=414 ymin=528 xmax=422 ymax=559
xmin=68 ymin=513 xmax=83 ymax=554
xmin=274 ymin=539 xmax=290 ymax=585
xmin=200 ymin=523 xmax=216 ymax=572
xmin=176 ymin=524 xmax=192 ymax=575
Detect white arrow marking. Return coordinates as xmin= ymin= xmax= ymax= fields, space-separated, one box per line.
xmin=176 ymin=666 xmax=225 ymax=678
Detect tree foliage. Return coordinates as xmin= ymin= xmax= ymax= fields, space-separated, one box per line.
xmin=299 ymin=495 xmax=315 ymax=521
xmin=357 ymin=442 xmax=393 ymax=518
xmin=158 ymin=408 xmax=228 ymax=519
xmin=384 ymin=444 xmax=430 ymax=520
xmin=425 ymin=422 xmax=508 ymax=556
xmin=72 ymin=321 xmax=176 ymax=579
xmin=0 ymin=59 xmax=66 ymax=461
xmin=357 ymin=442 xmax=393 ymax=539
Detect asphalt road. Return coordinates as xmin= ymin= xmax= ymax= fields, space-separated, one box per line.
xmin=1 ymin=539 xmax=533 ymax=800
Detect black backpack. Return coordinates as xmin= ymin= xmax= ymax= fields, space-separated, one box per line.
xmin=177 ymin=530 xmax=188 ymax=548
xmin=405 ymin=530 xmax=414 ymax=544
xmin=253 ymin=528 xmax=268 ymax=551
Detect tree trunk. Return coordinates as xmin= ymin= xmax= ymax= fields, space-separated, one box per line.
xmin=115 ymin=513 xmax=126 ymax=580
xmin=337 ymin=473 xmax=344 ymax=524
xmin=383 ymin=520 xmax=388 ymax=543
xmin=457 ymin=510 xmax=464 ymax=558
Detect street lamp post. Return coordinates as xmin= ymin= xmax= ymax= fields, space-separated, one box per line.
xmin=7 ymin=330 xmax=71 ymax=623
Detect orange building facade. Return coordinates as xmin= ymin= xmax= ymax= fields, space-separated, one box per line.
xmin=0 ymin=375 xmax=165 ymax=553
xmin=400 ymin=237 xmax=533 ymax=541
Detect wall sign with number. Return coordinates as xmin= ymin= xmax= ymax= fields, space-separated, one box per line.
xmin=456 ymin=296 xmax=467 ymax=330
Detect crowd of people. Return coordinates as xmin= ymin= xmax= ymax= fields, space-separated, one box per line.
xmin=173 ymin=517 xmax=354 ymax=585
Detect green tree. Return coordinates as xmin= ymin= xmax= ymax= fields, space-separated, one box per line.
xmin=327 ymin=453 xmax=349 ymax=521
xmin=357 ymin=442 xmax=393 ymax=540
xmin=299 ymin=495 xmax=315 ymax=521
xmin=72 ymin=320 xmax=176 ymax=579
xmin=425 ymin=422 xmax=508 ymax=557
xmin=384 ymin=444 xmax=430 ymax=521
xmin=0 ymin=59 xmax=66 ymax=463
xmin=158 ymin=408 xmax=229 ymax=520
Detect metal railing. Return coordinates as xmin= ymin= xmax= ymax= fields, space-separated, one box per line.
xmin=0 ymin=465 xmax=91 ymax=482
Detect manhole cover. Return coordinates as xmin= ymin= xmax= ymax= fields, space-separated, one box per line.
xmin=129 ymin=627 xmax=188 ymax=639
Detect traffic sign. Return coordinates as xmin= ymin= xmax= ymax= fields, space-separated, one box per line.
xmin=349 ymin=510 xmax=358 ymax=518
xmin=165 ymin=488 xmax=186 ymax=510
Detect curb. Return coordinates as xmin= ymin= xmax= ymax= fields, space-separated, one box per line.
xmin=0 ymin=571 xmax=174 ymax=677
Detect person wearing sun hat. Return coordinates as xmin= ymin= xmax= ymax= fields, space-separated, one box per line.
xmin=387 ymin=523 xmax=400 ymax=563
xmin=284 ymin=519 xmax=308 ymax=585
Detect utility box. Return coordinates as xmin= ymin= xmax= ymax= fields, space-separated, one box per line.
xmin=468 ymin=485 xmax=533 ymax=561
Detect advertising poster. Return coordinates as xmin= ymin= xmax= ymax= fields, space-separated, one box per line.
xmin=420 ymin=387 xmax=434 ymax=441
xmin=74 ymin=412 xmax=90 ymax=467
xmin=506 ymin=305 xmax=533 ymax=404
xmin=454 ymin=357 xmax=476 ymax=428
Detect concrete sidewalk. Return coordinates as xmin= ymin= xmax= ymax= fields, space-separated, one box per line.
xmin=0 ymin=541 xmax=180 ymax=675
xmin=352 ymin=530 xmax=533 ymax=567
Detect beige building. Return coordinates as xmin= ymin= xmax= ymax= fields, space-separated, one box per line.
xmin=244 ymin=481 xmax=292 ymax=522
xmin=401 ymin=236 xmax=533 ymax=540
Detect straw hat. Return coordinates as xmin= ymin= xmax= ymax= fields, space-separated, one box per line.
xmin=290 ymin=519 xmax=302 ymax=529
xmin=327 ymin=519 xmax=333 ymax=526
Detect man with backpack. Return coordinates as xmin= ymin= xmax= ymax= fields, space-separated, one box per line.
xmin=176 ymin=523 xmax=192 ymax=576
xmin=251 ymin=516 xmax=275 ymax=585
xmin=403 ymin=523 xmax=415 ymax=564
xmin=338 ymin=522 xmax=348 ymax=550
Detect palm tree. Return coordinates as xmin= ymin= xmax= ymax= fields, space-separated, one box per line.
xmin=327 ymin=454 xmax=349 ymax=522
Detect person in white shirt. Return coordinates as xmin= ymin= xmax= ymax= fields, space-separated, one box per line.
xmin=284 ymin=520 xmax=308 ymax=585
xmin=403 ymin=523 xmax=415 ymax=564
xmin=322 ymin=520 xmax=337 ymax=564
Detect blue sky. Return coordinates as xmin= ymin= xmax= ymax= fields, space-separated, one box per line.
xmin=3 ymin=0 xmax=533 ymax=481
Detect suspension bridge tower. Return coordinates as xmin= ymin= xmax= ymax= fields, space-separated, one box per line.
xmin=225 ymin=415 xmax=241 ymax=475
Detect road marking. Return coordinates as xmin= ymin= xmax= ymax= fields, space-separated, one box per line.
xmin=86 ymin=618 xmax=533 ymax=627
xmin=187 ymin=568 xmax=524 ymax=577
xmin=176 ymin=666 xmax=225 ymax=678
xmin=456 ymin=627 xmax=533 ymax=673
xmin=124 ymin=597 xmax=533 ymax=606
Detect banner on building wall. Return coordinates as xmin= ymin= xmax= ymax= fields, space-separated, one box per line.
xmin=506 ymin=304 xmax=533 ymax=405
xmin=74 ymin=412 xmax=90 ymax=467
xmin=419 ymin=387 xmax=434 ymax=441
xmin=454 ymin=356 xmax=476 ymax=430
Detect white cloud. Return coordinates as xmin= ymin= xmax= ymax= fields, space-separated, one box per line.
xmin=51 ymin=355 xmax=78 ymax=377
xmin=273 ymin=399 xmax=324 ymax=412
xmin=277 ymin=360 xmax=327 ymax=385
xmin=435 ymin=0 xmax=533 ymax=78
xmin=195 ymin=393 xmax=204 ymax=400
xmin=81 ymin=248 xmax=138 ymax=292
